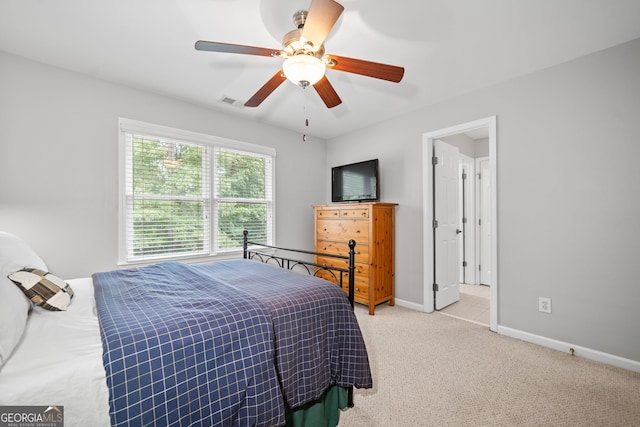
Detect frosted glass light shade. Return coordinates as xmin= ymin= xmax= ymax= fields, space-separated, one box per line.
xmin=282 ymin=55 xmax=326 ymax=87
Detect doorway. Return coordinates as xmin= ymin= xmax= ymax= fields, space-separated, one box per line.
xmin=422 ymin=117 xmax=497 ymax=332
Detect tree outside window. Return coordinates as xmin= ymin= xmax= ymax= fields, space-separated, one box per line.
xmin=121 ymin=122 xmax=274 ymax=263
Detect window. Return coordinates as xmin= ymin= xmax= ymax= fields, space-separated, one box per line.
xmin=119 ymin=119 xmax=275 ymax=264
xmin=214 ymin=147 xmax=273 ymax=250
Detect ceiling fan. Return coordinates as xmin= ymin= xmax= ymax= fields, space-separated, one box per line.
xmin=195 ymin=0 xmax=404 ymax=109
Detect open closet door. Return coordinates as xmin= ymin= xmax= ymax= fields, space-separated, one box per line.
xmin=434 ymin=140 xmax=460 ymax=310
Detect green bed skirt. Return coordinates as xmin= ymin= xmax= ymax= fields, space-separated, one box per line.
xmin=284 ymin=386 xmax=349 ymax=427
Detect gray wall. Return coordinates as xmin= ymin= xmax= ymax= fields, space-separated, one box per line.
xmin=440 ymin=133 xmax=477 ymax=158
xmin=326 ymin=38 xmax=640 ymax=363
xmin=0 ymin=51 xmax=326 ymax=279
xmin=2 ymin=37 xmax=639 ymax=364
xmin=441 ymin=135 xmax=489 ymax=159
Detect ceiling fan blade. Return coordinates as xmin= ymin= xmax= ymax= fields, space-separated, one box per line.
xmin=195 ymin=40 xmax=281 ymax=58
xmin=301 ymin=0 xmax=344 ymax=49
xmin=313 ymin=75 xmax=342 ymax=108
xmin=325 ymin=54 xmax=405 ymax=83
xmin=244 ymin=70 xmax=287 ymax=107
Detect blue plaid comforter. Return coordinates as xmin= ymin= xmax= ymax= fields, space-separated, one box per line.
xmin=93 ymin=259 xmax=372 ymax=427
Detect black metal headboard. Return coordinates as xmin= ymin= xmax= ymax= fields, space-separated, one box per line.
xmin=242 ymin=230 xmax=357 ymax=309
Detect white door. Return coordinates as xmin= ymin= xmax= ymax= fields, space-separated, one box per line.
xmin=476 ymin=157 xmax=492 ymax=286
xmin=434 ymin=140 xmax=460 ymax=310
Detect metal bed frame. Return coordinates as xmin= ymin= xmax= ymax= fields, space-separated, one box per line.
xmin=242 ymin=230 xmax=357 ymax=308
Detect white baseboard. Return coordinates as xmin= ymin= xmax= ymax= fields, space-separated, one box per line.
xmin=388 ymin=302 xmax=640 ymax=373
xmin=498 ymin=326 xmax=640 ymax=373
xmin=394 ymin=298 xmax=426 ymax=312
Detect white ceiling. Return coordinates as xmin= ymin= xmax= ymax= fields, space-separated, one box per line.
xmin=1 ymin=0 xmax=639 ymax=139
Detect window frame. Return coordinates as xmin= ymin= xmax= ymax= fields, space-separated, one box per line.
xmin=118 ymin=118 xmax=276 ymax=266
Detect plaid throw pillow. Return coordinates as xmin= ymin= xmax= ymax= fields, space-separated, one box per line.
xmin=8 ymin=268 xmax=74 ymax=311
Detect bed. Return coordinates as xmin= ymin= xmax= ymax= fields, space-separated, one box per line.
xmin=0 ymin=231 xmax=371 ymax=427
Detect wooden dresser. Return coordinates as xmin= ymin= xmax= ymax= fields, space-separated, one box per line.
xmin=314 ymin=202 xmax=397 ymax=315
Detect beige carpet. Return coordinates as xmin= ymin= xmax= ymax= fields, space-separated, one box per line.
xmin=339 ymin=304 xmax=640 ymax=426
xmin=439 ymin=284 xmax=491 ymax=326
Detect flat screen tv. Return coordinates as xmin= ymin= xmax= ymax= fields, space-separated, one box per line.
xmin=331 ymin=159 xmax=379 ymax=203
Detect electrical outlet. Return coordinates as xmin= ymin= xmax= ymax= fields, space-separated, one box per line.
xmin=539 ymin=297 xmax=552 ymax=313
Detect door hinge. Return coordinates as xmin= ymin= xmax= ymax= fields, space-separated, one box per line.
xmin=433 ymin=283 xmax=439 ymax=292
xmin=479 ymin=265 xmax=482 ymax=271
xmin=432 ymin=219 xmax=439 ymax=229
xmin=462 ymin=217 xmax=467 ymax=224
xmin=478 ymin=218 xmax=482 ymax=226
xmin=432 ymin=156 xmax=438 ymax=166
xmin=477 ymin=173 xmax=482 ymax=180
xmin=463 ymin=261 xmax=468 ymax=267
xmin=462 ymin=172 xmax=467 ymax=180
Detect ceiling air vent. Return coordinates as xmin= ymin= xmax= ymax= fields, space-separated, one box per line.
xmin=218 ymin=96 xmax=244 ymax=108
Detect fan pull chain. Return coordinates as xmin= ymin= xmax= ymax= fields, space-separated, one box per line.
xmin=303 ymin=117 xmax=309 ymax=142
xmin=302 ymin=89 xmax=309 ymax=142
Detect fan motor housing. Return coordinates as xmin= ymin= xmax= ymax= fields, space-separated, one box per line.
xmin=282 ymin=10 xmax=325 ymax=57
xmin=283 ymin=30 xmax=324 ymax=56
xmin=293 ymin=10 xmax=307 ymax=28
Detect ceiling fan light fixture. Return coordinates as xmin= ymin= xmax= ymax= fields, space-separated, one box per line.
xmin=282 ymin=54 xmax=326 ymax=87
xmin=194 ymin=0 xmax=403 ymax=108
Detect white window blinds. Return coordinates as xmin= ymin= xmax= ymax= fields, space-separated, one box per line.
xmin=124 ymin=133 xmax=211 ymax=261
xmin=214 ymin=147 xmax=273 ymax=250
xmin=120 ymin=119 xmax=275 ymax=264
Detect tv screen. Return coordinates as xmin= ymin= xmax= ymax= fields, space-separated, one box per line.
xmin=332 ymin=159 xmax=379 ymax=203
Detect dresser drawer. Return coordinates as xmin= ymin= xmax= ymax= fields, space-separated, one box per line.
xmin=316 ymin=219 xmax=369 ymax=242
xmin=316 ymin=256 xmax=369 ymax=282
xmin=340 ymin=208 xmax=369 ymax=219
xmin=316 ymin=267 xmax=369 ymax=300
xmin=352 ymin=282 xmax=369 ymax=300
xmin=315 ymin=208 xmax=340 ymax=219
xmin=316 ymin=240 xmax=369 ymax=264
xmin=315 ymin=268 xmax=342 ymax=286
xmin=344 ymin=264 xmax=369 ymax=286
xmin=342 ymin=281 xmax=368 ymax=301
xmin=314 ymin=262 xmax=367 ymax=287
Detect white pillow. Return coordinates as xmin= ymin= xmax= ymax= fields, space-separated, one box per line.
xmin=0 ymin=231 xmax=48 ymax=367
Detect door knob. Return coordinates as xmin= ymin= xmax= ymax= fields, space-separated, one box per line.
xmin=456 ymin=229 xmax=462 ymax=234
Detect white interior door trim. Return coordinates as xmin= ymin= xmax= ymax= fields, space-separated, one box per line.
xmin=422 ymin=116 xmax=498 ymax=331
